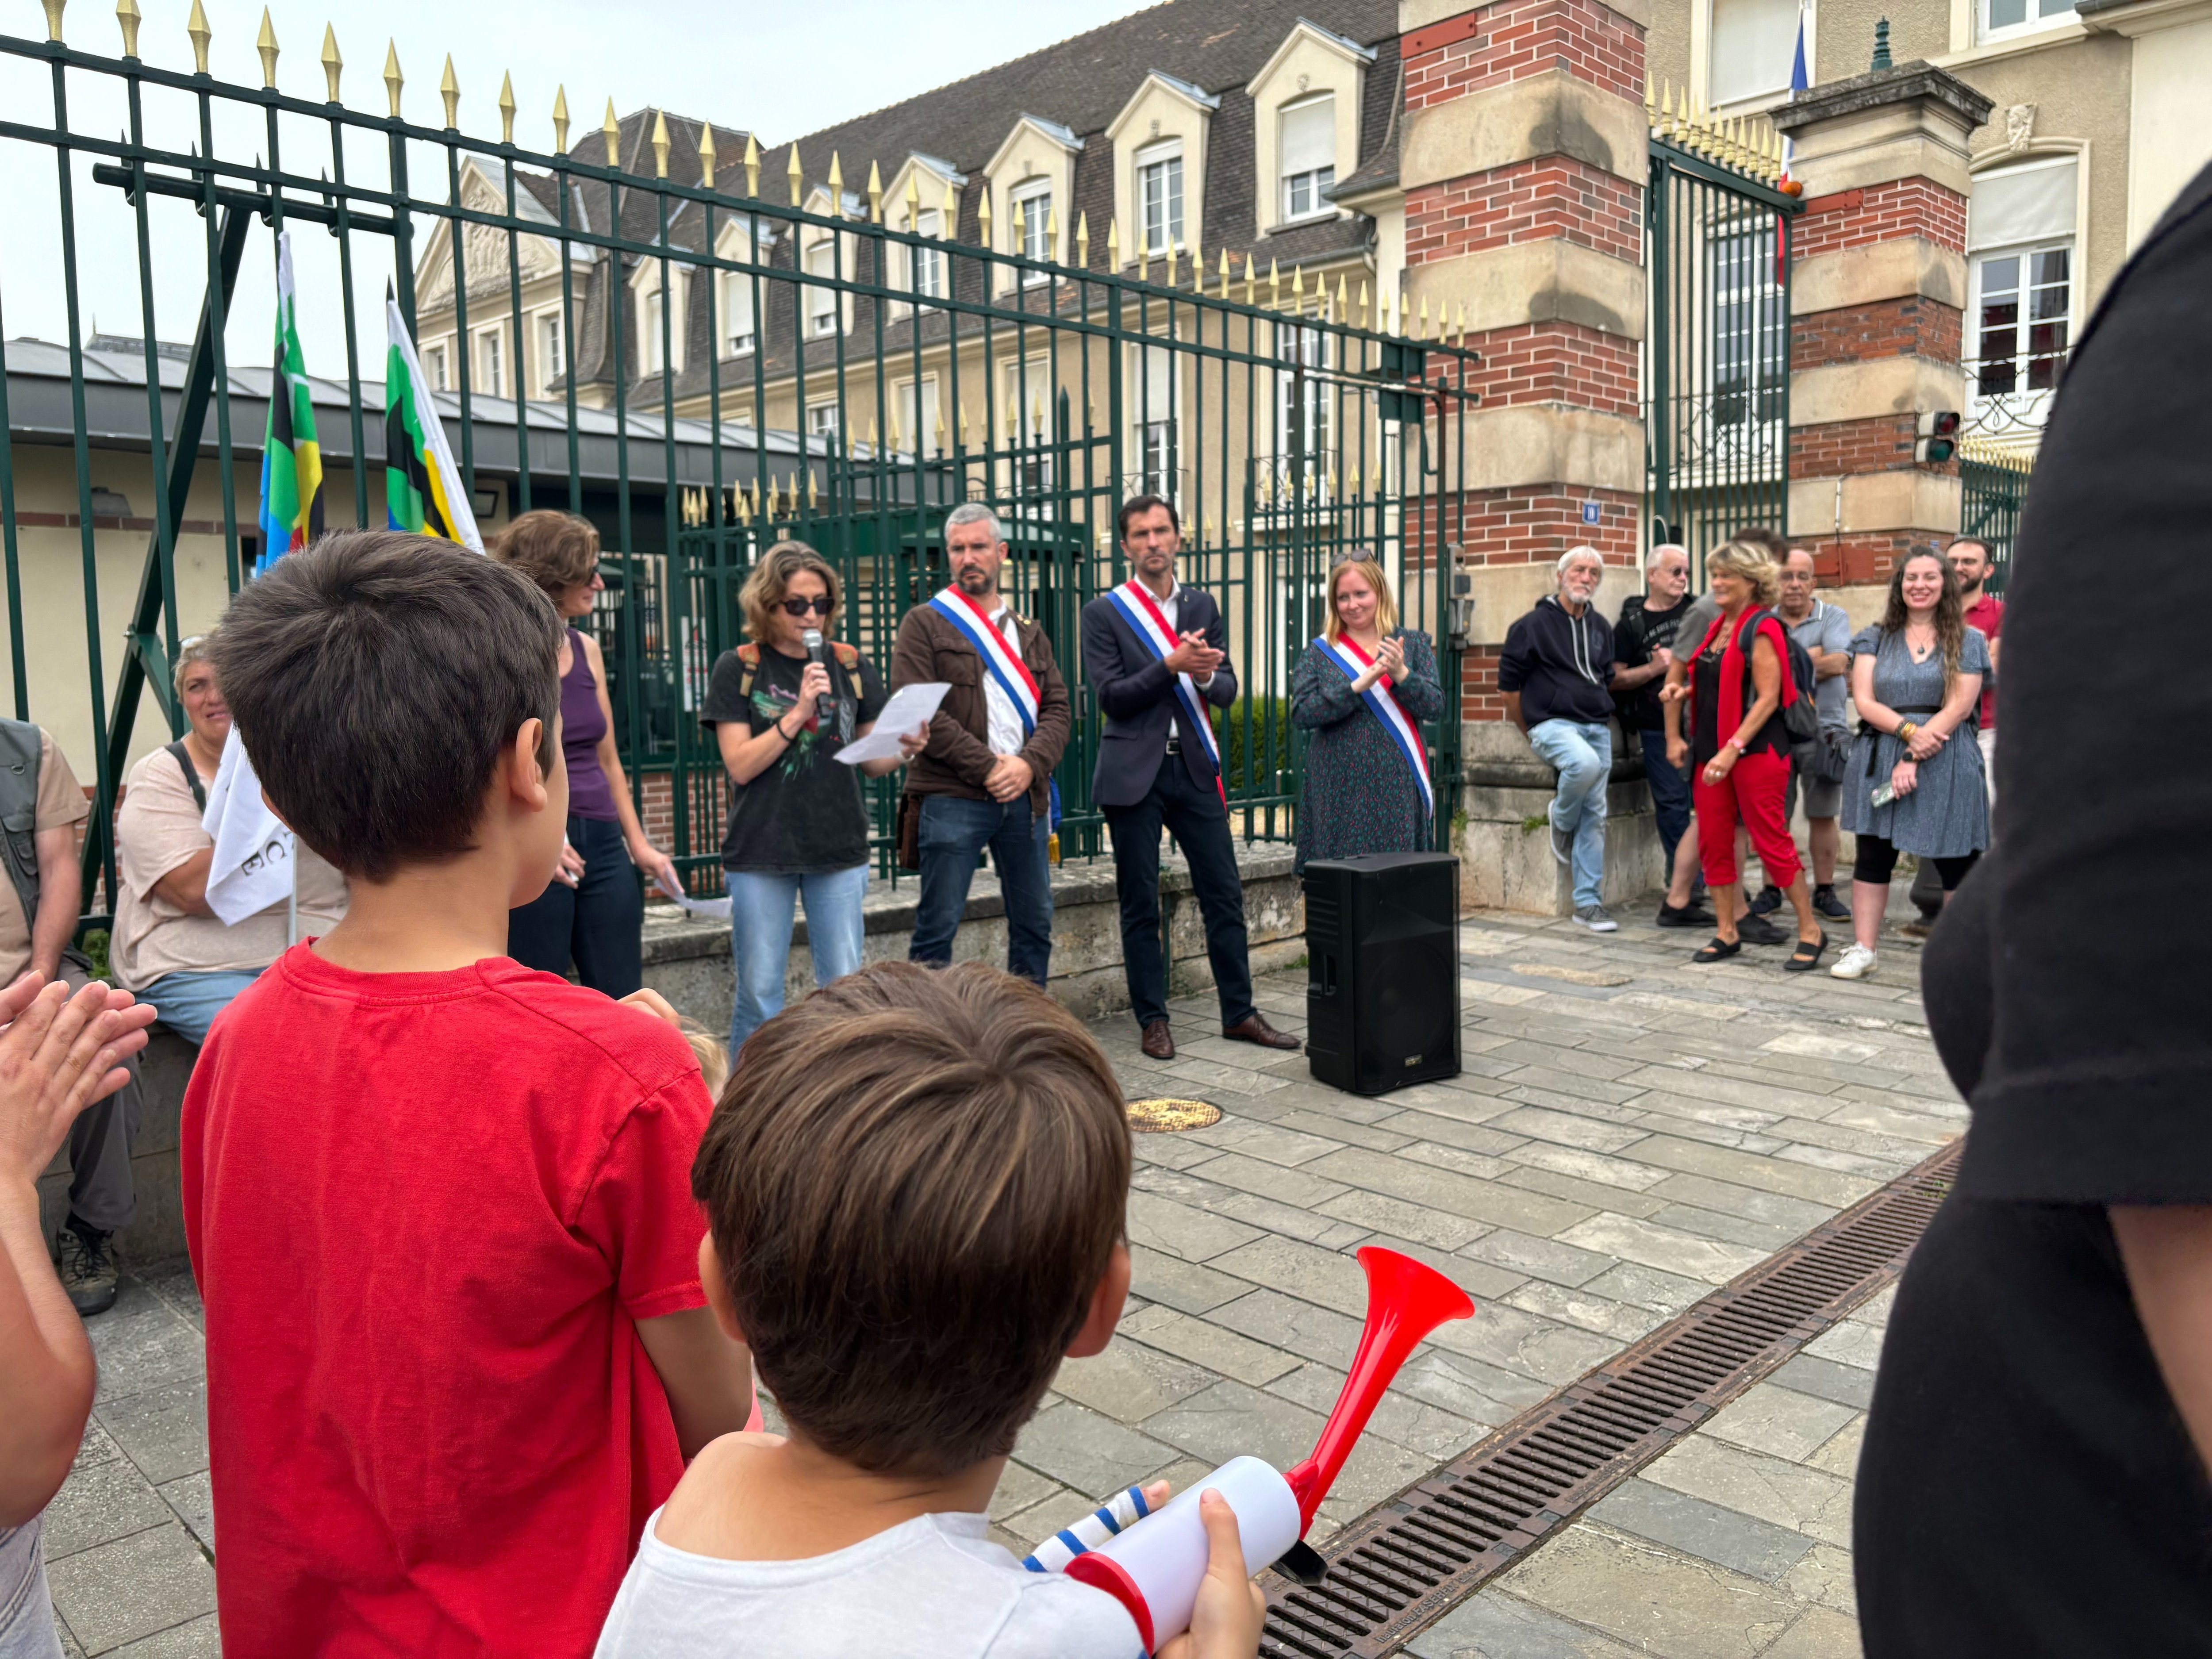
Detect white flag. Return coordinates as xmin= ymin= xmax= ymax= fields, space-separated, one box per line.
xmin=200 ymin=726 xmax=297 ymax=927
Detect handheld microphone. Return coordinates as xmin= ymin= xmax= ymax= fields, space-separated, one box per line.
xmin=801 ymin=629 xmax=837 ymax=725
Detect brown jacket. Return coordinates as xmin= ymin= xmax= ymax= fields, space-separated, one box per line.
xmin=890 ymin=599 xmax=1071 ymax=817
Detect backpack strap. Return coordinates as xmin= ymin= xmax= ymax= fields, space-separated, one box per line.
xmin=831 ymin=640 xmax=864 ymax=704
xmin=735 ymin=642 xmax=762 ymax=703
xmin=165 ymin=740 xmax=207 ymax=814
xmin=0 ymin=719 xmax=42 ymax=930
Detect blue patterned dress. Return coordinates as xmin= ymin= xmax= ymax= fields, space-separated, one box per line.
xmin=1290 ymin=628 xmax=1446 ymax=871
xmin=1840 ymin=624 xmax=1993 ymax=857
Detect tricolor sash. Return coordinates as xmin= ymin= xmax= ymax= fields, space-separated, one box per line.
xmin=1106 ymin=580 xmax=1225 ymax=802
xmin=1317 ymin=634 xmax=1434 ymax=819
xmin=928 ymin=585 xmax=1060 ymax=824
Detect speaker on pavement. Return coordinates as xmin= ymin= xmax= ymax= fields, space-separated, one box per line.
xmin=1303 ymin=852 xmax=1460 ymax=1096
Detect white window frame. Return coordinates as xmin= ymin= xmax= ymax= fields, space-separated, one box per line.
xmin=1137 ymin=143 xmax=1184 ymax=256
xmin=1130 ymin=342 xmax=1179 ymax=502
xmin=805 ymin=239 xmax=841 ymax=337
xmin=806 ymin=401 xmax=841 ymax=441
xmin=537 ymin=311 xmax=564 ymax=392
xmin=908 ymin=208 xmax=947 ymax=302
xmin=638 ymin=287 xmax=667 ymax=375
xmin=1013 ymin=182 xmax=1052 ymax=283
xmin=425 ymin=342 xmax=449 ymax=392
xmin=892 ymin=373 xmax=941 ymax=457
xmin=1706 ymin=0 xmax=1799 ymax=108
xmin=1705 ymin=216 xmax=1789 ymax=455
xmin=1968 ymin=238 xmax=2073 ymax=408
xmin=475 ymin=326 xmax=504 ymax=399
xmin=1979 ymin=0 xmax=2077 ymax=44
xmin=719 ymin=270 xmax=756 ymax=357
xmin=1278 ymin=93 xmax=1337 ymax=226
xmin=1274 ymin=323 xmax=1334 ymax=499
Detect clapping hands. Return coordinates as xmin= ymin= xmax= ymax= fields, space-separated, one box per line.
xmin=1163 ymin=631 xmax=1225 ymax=680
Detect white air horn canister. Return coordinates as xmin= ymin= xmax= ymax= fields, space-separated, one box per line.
xmin=1064 ymin=1246 xmax=1474 ymax=1652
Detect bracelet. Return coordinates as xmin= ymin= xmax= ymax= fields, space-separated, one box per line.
xmin=776 ymin=717 xmax=799 ymax=741
xmin=1897 ymin=721 xmax=1918 ymax=741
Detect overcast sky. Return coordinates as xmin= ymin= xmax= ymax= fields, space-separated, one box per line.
xmin=4 ymin=0 xmax=1160 ymax=380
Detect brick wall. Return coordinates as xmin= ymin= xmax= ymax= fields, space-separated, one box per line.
xmin=1789 ymin=414 xmax=1962 ymax=478
xmin=1405 ymin=157 xmax=1643 ymax=266
xmin=1402 ymin=0 xmax=1644 ymax=106
xmin=1791 ymin=180 xmax=1968 ymax=261
xmin=1792 ymin=297 xmax=1962 ymax=370
xmin=1459 ymin=321 xmax=1640 ymax=415
xmin=1800 ymin=530 xmax=1933 ymax=587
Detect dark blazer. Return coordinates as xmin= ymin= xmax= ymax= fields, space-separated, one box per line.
xmin=1079 ymin=583 xmax=1239 ymax=808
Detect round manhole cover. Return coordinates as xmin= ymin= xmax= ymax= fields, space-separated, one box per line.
xmin=1125 ymin=1096 xmax=1222 ymax=1133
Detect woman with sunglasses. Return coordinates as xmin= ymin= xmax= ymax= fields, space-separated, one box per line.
xmin=489 ymin=511 xmax=680 ymax=998
xmin=701 ymin=541 xmax=925 ymax=1052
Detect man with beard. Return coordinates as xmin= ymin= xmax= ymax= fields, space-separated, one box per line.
xmin=893 ymin=503 xmax=1071 ymax=986
xmin=1080 ymin=495 xmax=1299 ymax=1062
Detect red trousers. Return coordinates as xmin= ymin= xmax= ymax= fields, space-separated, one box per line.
xmin=1693 ymin=748 xmax=1801 ymax=889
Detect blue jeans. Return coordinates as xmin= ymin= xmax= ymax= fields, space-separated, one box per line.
xmin=726 ymin=864 xmax=869 ymax=1054
xmin=1528 ymin=718 xmax=1612 ymax=910
xmin=138 ymin=968 xmax=262 ymax=1047
xmin=506 ymin=814 xmax=645 ymax=996
xmin=908 ymin=794 xmax=1053 ymax=987
xmin=1639 ymin=727 xmax=1692 ymax=875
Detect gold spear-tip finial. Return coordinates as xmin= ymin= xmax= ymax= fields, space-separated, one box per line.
xmin=116 ymin=0 xmax=142 ymax=57
xmin=743 ymin=133 xmax=759 ymax=197
xmin=257 ymin=9 xmax=278 ymax=88
xmin=42 ymin=0 xmax=65 ymax=43
xmin=380 ymin=38 xmax=401 ymax=116
xmin=1244 ymin=253 xmax=1256 ymax=307
xmin=653 ymin=110 xmax=671 ymax=177
xmin=1217 ymin=247 xmax=1230 ymax=298
xmin=826 ymin=151 xmax=843 ymax=204
xmin=438 ymin=55 xmax=459 ymax=129
xmin=1337 ymin=273 xmax=1349 ymax=319
xmin=865 ymin=159 xmax=881 ymax=223
xmin=1075 ymin=211 xmax=1088 ymax=268
xmin=1106 ymin=217 xmax=1120 ymax=270
xmin=786 ymin=142 xmax=802 ymax=206
xmin=1358 ymin=279 xmax=1369 ymax=329
xmin=902 ymin=169 xmax=920 ymax=218
xmin=188 ymin=0 xmax=212 ymax=74
xmin=319 ymin=24 xmax=342 ymax=100
xmin=700 ymin=125 xmax=717 ymax=187
xmin=1268 ymin=259 xmax=1280 ymax=305
xmin=498 ymin=72 xmax=515 ymax=144
xmin=1290 ymin=263 xmax=1303 ymax=300
xmin=552 ymin=84 xmax=569 ymax=151
xmin=602 ymin=99 xmax=620 ymax=166
xmin=976 ymin=185 xmax=992 ymax=247
xmin=941 ymin=176 xmax=957 ymax=231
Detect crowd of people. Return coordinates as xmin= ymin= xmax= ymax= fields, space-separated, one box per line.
xmin=1506 ymin=526 xmax=1998 ymax=977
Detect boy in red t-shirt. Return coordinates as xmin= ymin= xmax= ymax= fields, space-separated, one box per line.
xmin=182 ymin=531 xmax=755 ymax=1657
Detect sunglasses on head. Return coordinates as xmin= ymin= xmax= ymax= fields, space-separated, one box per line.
xmin=778 ymin=595 xmax=834 ymax=617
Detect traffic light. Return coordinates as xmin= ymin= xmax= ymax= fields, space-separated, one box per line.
xmin=1916 ymin=410 xmax=1961 ymax=464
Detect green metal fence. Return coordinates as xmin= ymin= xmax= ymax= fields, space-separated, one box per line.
xmin=1959 ymin=442 xmax=2035 ymax=597
xmin=0 ymin=8 xmax=1480 ymax=927
xmin=1644 ymin=119 xmax=1804 ymax=576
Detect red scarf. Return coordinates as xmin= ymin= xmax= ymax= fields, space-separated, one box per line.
xmin=1687 ymin=608 xmax=1797 ymax=747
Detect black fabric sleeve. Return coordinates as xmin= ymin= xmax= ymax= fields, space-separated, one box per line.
xmin=699 ymin=649 xmax=754 ymax=730
xmin=853 ymin=653 xmax=890 ymax=727
xmin=1497 ymin=615 xmax=1531 ymax=693
xmin=1960 ymin=164 xmax=2212 ymax=1205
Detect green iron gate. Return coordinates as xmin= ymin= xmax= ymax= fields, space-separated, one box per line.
xmin=0 ymin=6 xmax=1480 ymax=925
xmin=1959 ymin=444 xmax=2033 ymax=597
xmin=1644 ymin=103 xmax=1805 ymax=576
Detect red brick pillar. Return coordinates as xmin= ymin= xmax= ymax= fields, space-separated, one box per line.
xmin=1772 ymin=65 xmax=1992 ymax=612
xmin=1397 ymin=0 xmax=1651 ymax=909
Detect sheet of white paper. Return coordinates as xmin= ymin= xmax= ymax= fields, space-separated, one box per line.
xmin=832 ymin=681 xmax=950 ymax=765
xmin=656 ymin=868 xmax=733 ymax=922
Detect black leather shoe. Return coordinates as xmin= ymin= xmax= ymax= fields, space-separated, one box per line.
xmin=1655 ymin=901 xmax=1714 ymax=929
xmin=1222 ymin=1013 xmax=1301 ymax=1052
xmin=1141 ymin=1020 xmax=1176 ymax=1061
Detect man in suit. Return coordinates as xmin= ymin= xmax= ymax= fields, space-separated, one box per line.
xmin=892 ymin=503 xmax=1071 ymax=986
xmin=1080 ymin=495 xmax=1299 ymax=1062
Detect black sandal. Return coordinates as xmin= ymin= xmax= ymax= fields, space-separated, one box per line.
xmin=1785 ymin=933 xmax=1829 ymax=973
xmin=1691 ymin=937 xmax=1741 ymax=964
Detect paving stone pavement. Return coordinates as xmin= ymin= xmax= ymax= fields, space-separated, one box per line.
xmin=38 ymin=896 xmax=1957 ymax=1655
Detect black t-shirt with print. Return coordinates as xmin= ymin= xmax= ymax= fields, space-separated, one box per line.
xmin=700 ymin=643 xmax=888 ymax=875
xmin=1612 ymin=594 xmax=1691 ymax=732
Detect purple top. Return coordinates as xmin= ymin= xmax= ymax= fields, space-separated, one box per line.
xmin=561 ymin=627 xmax=618 ymax=822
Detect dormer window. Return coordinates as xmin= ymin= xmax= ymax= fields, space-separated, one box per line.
xmin=1280 ymin=95 xmax=1336 ymax=222
xmin=908 ymin=209 xmax=947 ymax=301
xmin=1014 ymin=184 xmax=1052 ymax=283
xmin=804 ymin=239 xmax=839 ymax=336
xmin=1137 ymin=143 xmax=1183 ymax=254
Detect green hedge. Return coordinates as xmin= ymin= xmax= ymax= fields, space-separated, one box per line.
xmin=1219 ymin=696 xmax=1294 ymax=792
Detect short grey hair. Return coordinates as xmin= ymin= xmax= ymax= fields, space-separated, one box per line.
xmin=1645 ymin=543 xmax=1689 ymax=572
xmin=944 ymin=503 xmax=1004 ymax=543
xmin=1556 ymin=545 xmax=1604 ymax=578
xmin=173 ymin=633 xmax=215 ymax=699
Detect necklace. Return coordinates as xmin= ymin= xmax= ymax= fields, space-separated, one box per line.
xmin=1905 ymin=622 xmax=1937 ymax=662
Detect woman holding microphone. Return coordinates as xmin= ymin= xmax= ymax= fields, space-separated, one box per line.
xmin=700 ymin=541 xmax=925 ymax=1052
xmin=1290 ymin=556 xmax=1445 ymax=870
xmin=1663 ymin=538 xmax=1826 ymax=970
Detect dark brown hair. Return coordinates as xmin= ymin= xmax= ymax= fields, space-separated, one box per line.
xmin=1115 ymin=493 xmax=1181 ymax=544
xmin=1879 ymin=544 xmax=1968 ymax=699
xmin=1732 ymin=524 xmax=1791 ymax=563
xmin=487 ymin=509 xmax=602 ymax=601
xmin=738 ymin=540 xmax=842 ymax=644
xmin=208 ymin=530 xmax=563 ymax=882
xmin=692 ymin=960 xmax=1131 ymax=1479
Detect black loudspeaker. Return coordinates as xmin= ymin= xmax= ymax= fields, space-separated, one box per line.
xmin=1304 ymin=852 xmax=1461 ymax=1096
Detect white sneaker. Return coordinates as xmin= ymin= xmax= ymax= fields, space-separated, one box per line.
xmin=1575 ymin=905 xmax=1618 ymax=933
xmin=1829 ymin=944 xmax=1878 ymax=980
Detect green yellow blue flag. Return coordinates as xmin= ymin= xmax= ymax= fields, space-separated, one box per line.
xmin=384 ymin=289 xmax=482 ymax=552
xmin=256 ymin=230 xmax=323 ymax=574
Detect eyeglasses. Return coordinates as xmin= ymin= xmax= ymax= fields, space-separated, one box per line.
xmin=778 ymin=595 xmax=834 ymax=618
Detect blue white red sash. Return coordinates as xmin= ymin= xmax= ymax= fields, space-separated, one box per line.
xmin=1317 ymin=634 xmax=1433 ymax=820
xmin=1106 ymin=579 xmax=1225 ymax=803
xmin=928 ymin=585 xmax=1061 ymax=825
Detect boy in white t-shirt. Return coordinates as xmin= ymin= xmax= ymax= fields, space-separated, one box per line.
xmin=594 ymin=960 xmax=1263 ymax=1659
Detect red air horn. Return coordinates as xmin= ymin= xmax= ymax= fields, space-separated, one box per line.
xmin=1064 ymin=1246 xmax=1475 ymax=1651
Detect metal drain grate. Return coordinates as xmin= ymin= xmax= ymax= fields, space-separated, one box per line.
xmin=1126 ymin=1097 xmax=1224 ymax=1133
xmin=1260 ymin=1138 xmax=1962 ymax=1657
